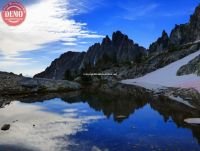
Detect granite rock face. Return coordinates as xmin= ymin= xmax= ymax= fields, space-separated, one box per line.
xmin=0 ymin=72 xmax=80 ymax=95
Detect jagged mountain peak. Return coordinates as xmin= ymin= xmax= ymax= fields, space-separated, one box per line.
xmin=149 ymin=4 xmax=200 ymax=53
xmin=162 ymin=30 xmax=168 ymax=37
xmin=112 ymin=31 xmax=124 ymax=39
xmin=112 ymin=31 xmax=131 ymax=45
xmin=81 ymin=31 xmax=146 ymax=68
xmin=35 ymin=31 xmax=146 ymax=80
xmin=102 ymin=35 xmax=111 ymax=44
xmin=148 ymin=30 xmax=170 ymax=53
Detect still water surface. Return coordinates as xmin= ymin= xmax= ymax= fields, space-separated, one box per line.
xmin=0 ymin=86 xmax=200 ymax=151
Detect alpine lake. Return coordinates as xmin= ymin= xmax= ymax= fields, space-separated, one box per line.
xmin=0 ymin=84 xmax=199 ymax=151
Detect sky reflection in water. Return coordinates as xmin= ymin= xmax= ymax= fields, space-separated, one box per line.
xmin=0 ymin=90 xmax=200 ymax=151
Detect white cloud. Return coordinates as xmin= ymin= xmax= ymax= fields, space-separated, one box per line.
xmin=119 ymin=2 xmax=192 ymax=20
xmin=0 ymin=0 xmax=103 ymax=75
xmin=0 ymin=57 xmax=45 ymax=76
xmin=63 ymin=42 xmax=77 ymax=46
xmin=0 ymin=0 xmax=102 ymax=56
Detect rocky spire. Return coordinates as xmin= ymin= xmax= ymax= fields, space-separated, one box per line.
xmin=190 ymin=4 xmax=200 ymax=24
xmin=148 ymin=30 xmax=169 ymax=53
xmin=81 ymin=31 xmax=146 ymax=69
xmin=102 ymin=35 xmax=111 ymax=45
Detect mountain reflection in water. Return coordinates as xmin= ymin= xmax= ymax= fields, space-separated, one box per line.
xmin=0 ymin=84 xmax=200 ymax=151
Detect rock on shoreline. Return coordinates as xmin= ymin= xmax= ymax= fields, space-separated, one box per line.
xmin=0 ymin=72 xmax=81 ymax=95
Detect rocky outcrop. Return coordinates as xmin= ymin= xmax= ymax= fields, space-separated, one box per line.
xmin=98 ymin=43 xmax=200 ymax=80
xmin=145 ymin=4 xmax=200 ymax=77
xmin=149 ymin=30 xmax=170 ymax=53
xmin=1 ymin=124 xmax=10 ymax=131
xmin=170 ymin=5 xmax=200 ymax=46
xmin=175 ymin=4 xmax=200 ymax=76
xmin=177 ymin=54 xmax=200 ymax=76
xmin=81 ymin=31 xmax=146 ymax=69
xmin=148 ymin=4 xmax=200 ymax=54
xmin=0 ymin=72 xmax=80 ymax=95
xmin=34 ymin=51 xmax=85 ymax=80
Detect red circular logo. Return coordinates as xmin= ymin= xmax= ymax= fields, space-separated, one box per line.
xmin=1 ymin=1 xmax=26 ymax=26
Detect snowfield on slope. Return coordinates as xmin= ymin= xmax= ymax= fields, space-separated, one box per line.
xmin=121 ymin=50 xmax=200 ymax=92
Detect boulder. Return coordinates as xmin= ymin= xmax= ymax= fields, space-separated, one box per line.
xmin=1 ymin=124 xmax=10 ymax=131
xmin=0 ymin=72 xmax=81 ymax=95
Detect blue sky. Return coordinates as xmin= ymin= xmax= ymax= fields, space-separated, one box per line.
xmin=0 ymin=0 xmax=199 ymax=76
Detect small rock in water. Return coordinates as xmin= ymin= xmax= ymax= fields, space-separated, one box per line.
xmin=1 ymin=124 xmax=10 ymax=131
xmin=116 ymin=115 xmax=126 ymax=119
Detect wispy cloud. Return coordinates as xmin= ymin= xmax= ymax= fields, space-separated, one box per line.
xmin=63 ymin=42 xmax=77 ymax=46
xmin=119 ymin=2 xmax=194 ymax=20
xmin=157 ymin=9 xmax=194 ymax=17
xmin=119 ymin=3 xmax=159 ymax=20
xmin=67 ymin=0 xmax=105 ymax=15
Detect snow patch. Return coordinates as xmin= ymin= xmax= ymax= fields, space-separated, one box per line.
xmin=121 ymin=50 xmax=200 ymax=92
xmin=184 ymin=118 xmax=200 ymax=124
xmin=168 ymin=96 xmax=195 ymax=108
xmin=121 ymin=81 xmax=167 ymax=92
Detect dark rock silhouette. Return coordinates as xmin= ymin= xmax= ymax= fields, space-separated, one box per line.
xmin=34 ymin=51 xmax=85 ymax=80
xmin=149 ymin=30 xmax=170 ymax=53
